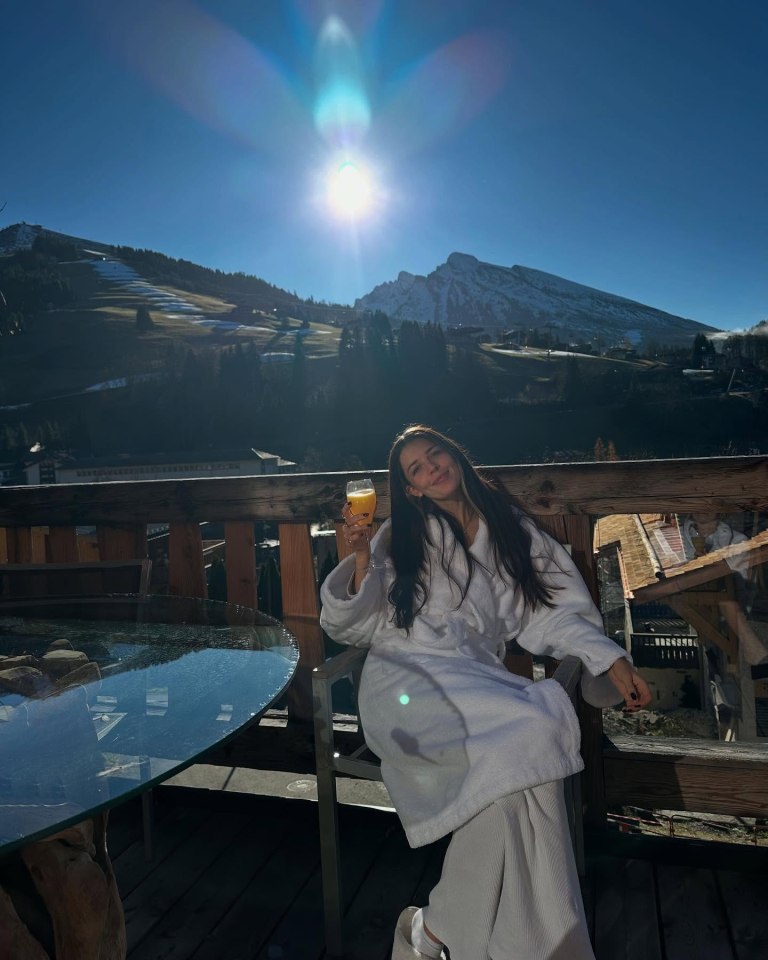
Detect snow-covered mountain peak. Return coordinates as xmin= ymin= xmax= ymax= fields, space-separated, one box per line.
xmin=446 ymin=252 xmax=479 ymax=272
xmin=355 ymin=252 xmax=719 ymax=346
xmin=0 ymin=222 xmax=42 ymax=255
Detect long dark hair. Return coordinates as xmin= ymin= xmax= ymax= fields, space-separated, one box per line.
xmin=387 ymin=425 xmax=555 ymax=630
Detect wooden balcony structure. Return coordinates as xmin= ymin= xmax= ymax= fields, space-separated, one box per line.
xmin=1 ymin=455 xmax=767 ymax=957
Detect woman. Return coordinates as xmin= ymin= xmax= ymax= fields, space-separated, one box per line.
xmin=320 ymin=425 xmax=651 ymax=960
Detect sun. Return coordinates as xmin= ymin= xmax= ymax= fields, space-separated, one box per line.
xmin=326 ymin=160 xmax=374 ymax=220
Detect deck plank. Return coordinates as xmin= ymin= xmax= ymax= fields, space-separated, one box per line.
xmin=717 ymin=868 xmax=768 ymax=960
xmin=342 ymin=821 xmax=434 ymax=960
xmin=106 ymin=786 xmax=768 ymax=960
xmin=129 ymin=811 xmax=296 ymax=960
xmin=656 ymin=863 xmax=735 ymax=960
xmin=122 ymin=806 xmax=251 ymax=952
xmin=592 ymin=856 xmax=661 ymax=960
xmin=194 ymin=813 xmax=323 ymax=960
xmin=115 ymin=805 xmax=212 ymax=899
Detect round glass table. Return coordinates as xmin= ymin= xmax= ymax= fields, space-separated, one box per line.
xmin=0 ymin=595 xmax=299 ymax=855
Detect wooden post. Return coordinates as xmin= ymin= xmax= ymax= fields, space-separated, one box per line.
xmin=279 ymin=522 xmax=323 ymax=724
xmin=564 ymin=514 xmax=607 ymax=827
xmin=224 ymin=521 xmax=257 ymax=609
xmin=535 ymin=513 xmax=607 ymax=826
xmin=48 ymin=526 xmax=79 ymax=564
xmin=96 ymin=524 xmax=148 ymax=562
xmin=6 ymin=527 xmax=34 ymax=563
xmin=168 ymin=522 xmax=207 ymax=599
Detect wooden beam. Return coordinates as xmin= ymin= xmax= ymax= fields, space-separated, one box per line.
xmin=665 ymin=596 xmax=737 ymax=661
xmin=632 ymin=532 xmax=768 ymax=602
xmin=0 ymin=456 xmax=765 ymax=526
xmin=604 ymin=736 xmax=768 ymax=818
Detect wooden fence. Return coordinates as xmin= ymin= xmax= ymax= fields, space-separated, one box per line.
xmin=1 ymin=454 xmax=767 ymax=825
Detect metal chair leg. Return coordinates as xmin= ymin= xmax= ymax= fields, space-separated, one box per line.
xmin=142 ymin=788 xmax=154 ymax=861
xmin=313 ymin=668 xmax=345 ymax=958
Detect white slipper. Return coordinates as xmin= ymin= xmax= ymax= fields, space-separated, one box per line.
xmin=391 ymin=906 xmax=445 ymax=960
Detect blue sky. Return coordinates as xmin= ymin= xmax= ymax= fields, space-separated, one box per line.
xmin=2 ymin=0 xmax=766 ymax=330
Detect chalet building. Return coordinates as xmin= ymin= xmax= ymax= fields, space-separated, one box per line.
xmin=594 ymin=512 xmax=768 ymax=741
xmin=22 ymin=447 xmax=296 ymax=485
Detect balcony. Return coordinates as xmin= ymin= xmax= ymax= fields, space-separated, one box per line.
xmin=1 ymin=454 xmax=767 ymax=958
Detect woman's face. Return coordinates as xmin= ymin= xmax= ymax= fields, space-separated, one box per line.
xmin=399 ymin=437 xmax=463 ymax=502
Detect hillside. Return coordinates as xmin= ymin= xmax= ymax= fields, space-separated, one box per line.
xmin=0 ymin=224 xmax=765 ymax=469
xmin=0 ymin=229 xmax=343 ymax=409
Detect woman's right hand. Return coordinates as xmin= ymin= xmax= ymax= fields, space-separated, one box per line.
xmin=341 ymin=502 xmax=372 ymax=563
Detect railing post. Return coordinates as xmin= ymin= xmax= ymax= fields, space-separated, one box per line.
xmin=224 ymin=521 xmax=258 ymax=609
xmin=279 ymin=522 xmax=323 ymax=725
xmin=48 ymin=526 xmax=79 ymax=563
xmin=168 ymin=522 xmax=207 ymax=599
xmin=5 ymin=527 xmax=34 ymax=563
xmin=97 ymin=523 xmax=148 ymax=563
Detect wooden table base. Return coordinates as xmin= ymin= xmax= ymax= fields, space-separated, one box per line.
xmin=0 ymin=813 xmax=126 ymax=960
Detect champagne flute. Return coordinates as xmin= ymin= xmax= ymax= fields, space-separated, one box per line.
xmin=346 ymin=479 xmax=377 ymax=526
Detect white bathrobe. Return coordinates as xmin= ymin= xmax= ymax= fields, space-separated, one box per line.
xmin=320 ymin=514 xmax=627 ymax=849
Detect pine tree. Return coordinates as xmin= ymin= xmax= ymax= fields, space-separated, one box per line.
xmin=593 ymin=438 xmax=606 ymax=461
xmin=136 ymin=304 xmax=154 ymax=331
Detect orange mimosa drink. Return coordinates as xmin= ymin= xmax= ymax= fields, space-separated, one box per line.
xmin=346 ymin=479 xmax=377 ymax=525
xmin=348 ymin=488 xmax=377 ymax=523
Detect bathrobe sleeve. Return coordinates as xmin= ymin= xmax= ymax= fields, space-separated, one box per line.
xmin=319 ymin=522 xmax=392 ymax=649
xmin=514 ymin=522 xmax=630 ymax=680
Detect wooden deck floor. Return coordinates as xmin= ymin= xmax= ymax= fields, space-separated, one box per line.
xmin=109 ymin=785 xmax=768 ymax=960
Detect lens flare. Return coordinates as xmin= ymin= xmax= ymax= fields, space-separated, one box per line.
xmin=326 ymin=161 xmax=373 ymax=219
xmin=314 ymin=15 xmax=371 ymax=147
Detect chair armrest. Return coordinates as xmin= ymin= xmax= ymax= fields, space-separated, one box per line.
xmin=550 ymin=653 xmax=622 ymax=708
xmin=551 ymin=655 xmax=582 ymax=703
xmin=312 ymin=646 xmax=368 ymax=683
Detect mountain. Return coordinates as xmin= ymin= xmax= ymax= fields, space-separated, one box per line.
xmin=355 ymin=252 xmax=719 ymax=346
xmin=0 ymin=222 xmax=109 ymax=257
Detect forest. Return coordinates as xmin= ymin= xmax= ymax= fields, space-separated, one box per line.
xmin=2 ymin=312 xmax=766 ymax=472
xmin=1 ymin=236 xmax=767 ymax=472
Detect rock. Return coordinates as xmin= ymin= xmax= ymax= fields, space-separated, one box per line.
xmin=46 ymin=639 xmax=74 ymax=651
xmin=0 ymin=655 xmax=38 ymax=670
xmin=40 ymin=651 xmax=89 ymax=679
xmin=0 ymin=667 xmax=50 ymax=698
xmin=52 ymin=662 xmax=101 ymax=693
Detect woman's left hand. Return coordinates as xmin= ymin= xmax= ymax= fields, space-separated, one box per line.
xmin=607 ymin=658 xmax=652 ymax=712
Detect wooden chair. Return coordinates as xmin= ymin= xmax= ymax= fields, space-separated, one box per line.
xmin=0 ymin=559 xmax=151 ymax=602
xmin=312 ymin=647 xmax=586 ymax=959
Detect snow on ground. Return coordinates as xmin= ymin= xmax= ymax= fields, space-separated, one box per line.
xmin=490 ymin=346 xmax=602 ymax=361
xmin=89 ymin=257 xmax=243 ymax=330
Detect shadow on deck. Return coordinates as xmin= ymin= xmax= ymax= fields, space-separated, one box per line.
xmin=110 ymin=780 xmax=768 ymax=960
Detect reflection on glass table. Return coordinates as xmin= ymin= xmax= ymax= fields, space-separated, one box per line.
xmin=0 ymin=595 xmax=299 ymax=855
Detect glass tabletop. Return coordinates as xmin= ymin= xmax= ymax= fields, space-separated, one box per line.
xmin=0 ymin=595 xmax=299 ymax=855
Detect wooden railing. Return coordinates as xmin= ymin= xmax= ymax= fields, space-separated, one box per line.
xmin=1 ymin=455 xmax=767 ymax=826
